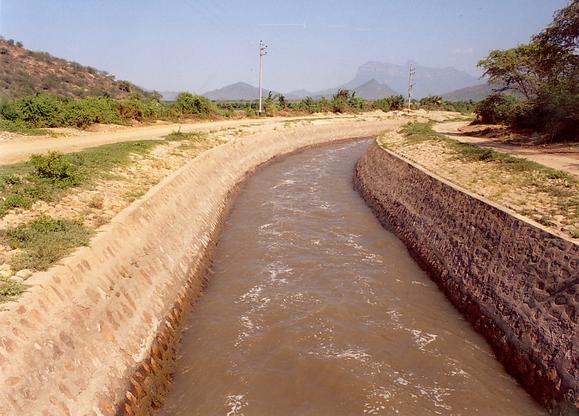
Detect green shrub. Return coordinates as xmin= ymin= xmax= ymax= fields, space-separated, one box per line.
xmin=244 ymin=107 xmax=257 ymax=117
xmin=1 ymin=216 xmax=93 ymax=271
xmin=419 ymin=96 xmax=444 ymax=110
xmin=173 ymin=92 xmax=217 ymax=117
xmin=0 ymin=94 xmax=67 ymax=127
xmin=374 ymin=95 xmax=405 ymax=112
xmin=331 ymin=89 xmax=353 ymax=113
xmin=512 ymin=83 xmax=579 ymax=142
xmin=118 ymin=98 xmax=159 ymax=121
xmin=296 ymin=97 xmax=321 ymax=113
xmin=30 ymin=151 xmax=79 ymax=183
xmin=474 ymin=93 xmax=517 ymax=124
xmin=64 ymin=96 xmax=121 ymax=128
xmin=0 ymin=278 xmax=26 ymax=302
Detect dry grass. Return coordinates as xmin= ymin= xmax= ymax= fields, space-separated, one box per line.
xmin=379 ymin=122 xmax=578 ymax=240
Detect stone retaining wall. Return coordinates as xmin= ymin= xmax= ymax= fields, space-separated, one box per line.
xmin=354 ymin=143 xmax=578 ymax=414
xmin=0 ymin=120 xmax=399 ymax=416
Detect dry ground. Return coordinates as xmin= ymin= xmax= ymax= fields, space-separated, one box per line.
xmin=379 ymin=125 xmax=578 ymax=240
xmin=1 ymin=111 xmax=445 ymax=288
xmin=433 ymin=121 xmax=579 ymax=178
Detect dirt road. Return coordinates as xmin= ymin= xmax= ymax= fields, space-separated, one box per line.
xmin=433 ymin=121 xmax=579 ymax=178
xmin=0 ymin=113 xmax=375 ymax=165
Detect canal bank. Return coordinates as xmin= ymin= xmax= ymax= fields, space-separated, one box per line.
xmin=159 ymin=140 xmax=544 ymax=415
xmin=0 ymin=119 xmax=404 ymax=416
xmin=354 ymin=142 xmax=578 ymax=413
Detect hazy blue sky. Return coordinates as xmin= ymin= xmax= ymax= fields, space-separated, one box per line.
xmin=0 ymin=0 xmax=568 ymax=93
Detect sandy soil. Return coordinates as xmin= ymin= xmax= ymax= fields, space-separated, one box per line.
xmin=3 ymin=110 xmax=452 ymax=282
xmin=0 ymin=112 xmax=378 ymax=165
xmin=379 ymin=129 xmax=578 ymax=240
xmin=433 ymin=121 xmax=579 ymax=178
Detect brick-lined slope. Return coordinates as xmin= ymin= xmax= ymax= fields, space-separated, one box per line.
xmin=0 ymin=119 xmax=400 ymax=416
xmin=354 ymin=143 xmax=578 ymax=413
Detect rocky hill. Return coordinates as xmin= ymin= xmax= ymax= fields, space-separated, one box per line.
xmin=352 ymin=80 xmax=399 ymax=100
xmin=203 ymin=82 xmax=279 ymax=101
xmin=442 ymin=83 xmax=494 ymax=102
xmin=343 ymin=61 xmax=480 ymax=98
xmin=0 ymin=37 xmax=150 ymax=100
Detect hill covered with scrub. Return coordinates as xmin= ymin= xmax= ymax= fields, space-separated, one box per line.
xmin=0 ymin=37 xmax=151 ymax=100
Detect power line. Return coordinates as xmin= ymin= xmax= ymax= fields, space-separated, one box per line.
xmin=258 ymin=40 xmax=268 ymax=114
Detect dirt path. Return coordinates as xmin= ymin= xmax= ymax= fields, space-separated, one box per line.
xmin=0 ymin=113 xmax=372 ymax=165
xmin=433 ymin=121 xmax=579 ymax=178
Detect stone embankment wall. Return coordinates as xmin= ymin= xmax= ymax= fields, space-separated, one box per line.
xmin=354 ymin=143 xmax=578 ymax=414
xmin=0 ymin=120 xmax=400 ymax=416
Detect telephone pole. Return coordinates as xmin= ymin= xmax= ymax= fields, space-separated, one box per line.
xmin=407 ymin=64 xmax=415 ymax=111
xmin=258 ymin=40 xmax=268 ymax=114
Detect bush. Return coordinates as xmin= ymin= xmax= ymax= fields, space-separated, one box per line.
xmin=118 ymin=98 xmax=159 ymax=121
xmin=419 ymin=96 xmax=443 ymax=110
xmin=374 ymin=95 xmax=405 ymax=112
xmin=63 ymin=96 xmax=121 ymax=128
xmin=244 ymin=107 xmax=257 ymax=117
xmin=173 ymin=92 xmax=217 ymax=117
xmin=1 ymin=216 xmax=93 ymax=271
xmin=331 ymin=89 xmax=353 ymax=113
xmin=0 ymin=94 xmax=67 ymax=127
xmin=474 ymin=93 xmax=517 ymax=124
xmin=30 ymin=152 xmax=80 ymax=183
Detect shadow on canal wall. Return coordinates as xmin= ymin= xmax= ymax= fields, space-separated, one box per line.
xmin=354 ymin=142 xmax=578 ymax=414
xmin=0 ymin=120 xmax=399 ymax=416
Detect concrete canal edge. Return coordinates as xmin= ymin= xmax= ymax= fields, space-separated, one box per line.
xmin=354 ymin=142 xmax=578 ymax=414
xmin=0 ymin=121 xmax=397 ymax=416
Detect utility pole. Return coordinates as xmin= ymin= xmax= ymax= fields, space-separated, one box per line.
xmin=407 ymin=64 xmax=415 ymax=112
xmin=258 ymin=40 xmax=268 ymax=114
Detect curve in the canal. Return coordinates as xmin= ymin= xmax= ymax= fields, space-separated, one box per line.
xmin=160 ymin=140 xmax=545 ymax=416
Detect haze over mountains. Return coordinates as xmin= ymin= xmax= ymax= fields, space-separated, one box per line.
xmin=190 ymin=60 xmax=487 ymax=102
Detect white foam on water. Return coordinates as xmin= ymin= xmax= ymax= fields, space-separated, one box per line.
xmin=395 ymin=377 xmax=409 ymax=386
xmin=225 ymin=394 xmax=247 ymax=416
xmin=363 ymin=385 xmax=392 ymax=414
xmin=415 ymin=384 xmax=453 ymax=411
xmin=267 ymin=261 xmax=293 ymax=284
xmin=272 ymin=179 xmax=296 ymax=189
xmin=409 ymin=329 xmax=438 ymax=350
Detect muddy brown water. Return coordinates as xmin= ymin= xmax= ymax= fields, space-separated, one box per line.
xmin=160 ymin=140 xmax=545 ymax=416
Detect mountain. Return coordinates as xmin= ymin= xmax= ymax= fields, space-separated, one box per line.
xmin=344 ymin=61 xmax=480 ymax=99
xmin=352 ymin=79 xmax=399 ymax=99
xmin=285 ymin=89 xmax=311 ymax=100
xmin=442 ymin=83 xmax=494 ymax=102
xmin=203 ymin=82 xmax=279 ymax=101
xmin=0 ymin=37 xmax=150 ymax=100
xmin=286 ymin=79 xmax=398 ymax=100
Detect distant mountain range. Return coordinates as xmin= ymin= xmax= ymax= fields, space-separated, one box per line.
xmin=342 ymin=61 xmax=480 ymax=98
xmin=160 ymin=61 xmax=490 ymax=102
xmin=442 ymin=83 xmax=495 ymax=102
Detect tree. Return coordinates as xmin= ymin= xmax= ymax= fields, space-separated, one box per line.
xmin=532 ymin=0 xmax=578 ymax=78
xmin=478 ymin=44 xmax=543 ymax=99
xmin=277 ymin=94 xmax=287 ymax=109
xmin=477 ymin=1 xmax=578 ymax=141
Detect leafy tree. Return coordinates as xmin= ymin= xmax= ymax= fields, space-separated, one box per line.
xmin=474 ymin=93 xmax=517 ymax=124
xmin=477 ymin=1 xmax=578 ymax=141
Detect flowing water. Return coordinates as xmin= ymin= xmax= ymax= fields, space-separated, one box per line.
xmin=160 ymin=140 xmax=545 ymax=416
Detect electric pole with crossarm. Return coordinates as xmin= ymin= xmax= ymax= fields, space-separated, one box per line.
xmin=407 ymin=64 xmax=415 ymax=111
xmin=258 ymin=40 xmax=268 ymax=114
